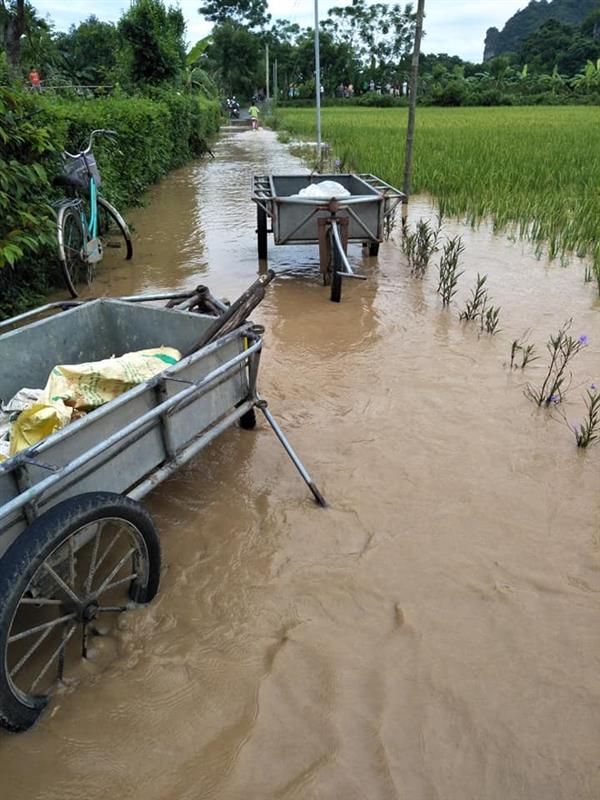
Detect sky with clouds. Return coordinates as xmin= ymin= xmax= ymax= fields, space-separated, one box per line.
xmin=32 ymin=1 xmax=529 ymax=63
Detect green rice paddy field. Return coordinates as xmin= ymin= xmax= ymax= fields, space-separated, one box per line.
xmin=277 ymin=106 xmax=600 ymax=271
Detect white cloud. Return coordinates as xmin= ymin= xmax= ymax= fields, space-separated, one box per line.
xmin=32 ymin=0 xmax=527 ymax=62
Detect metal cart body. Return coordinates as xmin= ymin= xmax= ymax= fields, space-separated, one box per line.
xmin=252 ymin=172 xmax=404 ymax=248
xmin=0 ymin=299 xmax=255 ymax=557
xmin=251 ymin=173 xmax=404 ymax=301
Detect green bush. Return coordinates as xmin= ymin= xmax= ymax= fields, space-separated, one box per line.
xmin=0 ymin=90 xmax=57 ymax=318
xmin=0 ymin=88 xmax=219 ymax=318
xmin=356 ymin=92 xmax=405 ymax=107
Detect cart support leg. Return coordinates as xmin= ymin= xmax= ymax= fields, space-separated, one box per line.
xmin=256 ymin=399 xmax=327 ymax=508
xmin=257 ymin=205 xmax=268 ymax=260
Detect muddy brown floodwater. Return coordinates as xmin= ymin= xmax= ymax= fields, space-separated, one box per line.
xmin=2 ymin=127 xmax=600 ymax=800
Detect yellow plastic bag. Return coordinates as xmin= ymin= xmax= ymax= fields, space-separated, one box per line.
xmin=7 ymin=346 xmax=181 ymax=458
xmin=41 ymin=347 xmax=181 ymax=411
xmin=9 ymin=399 xmax=73 ymax=456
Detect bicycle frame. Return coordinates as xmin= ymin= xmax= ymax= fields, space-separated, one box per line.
xmin=61 ymin=129 xmax=117 ymax=245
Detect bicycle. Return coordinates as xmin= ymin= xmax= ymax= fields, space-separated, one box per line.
xmin=54 ymin=129 xmax=132 ymax=298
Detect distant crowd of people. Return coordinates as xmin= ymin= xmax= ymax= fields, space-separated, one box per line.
xmin=287 ymin=79 xmax=409 ymax=99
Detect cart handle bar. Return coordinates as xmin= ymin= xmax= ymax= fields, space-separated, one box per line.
xmin=276 ymin=195 xmax=378 ymax=206
xmin=330 ymin=220 xmax=367 ymax=280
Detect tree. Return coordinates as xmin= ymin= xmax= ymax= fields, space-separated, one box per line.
xmin=0 ymin=0 xmax=25 ymax=73
xmin=56 ymin=16 xmax=119 ymax=85
xmin=519 ymin=18 xmax=600 ymax=73
xmin=118 ymin=0 xmax=186 ymax=86
xmin=293 ymin=27 xmax=360 ymax=93
xmin=260 ymin=20 xmax=302 ymax=93
xmin=186 ymin=34 xmax=218 ymax=97
xmin=204 ymin=20 xmax=261 ymax=96
xmin=198 ymin=0 xmax=269 ymax=29
xmin=323 ymin=0 xmax=415 ymax=77
xmin=581 ymin=4 xmax=600 ymax=40
xmin=19 ymin=12 xmax=61 ymax=79
xmin=571 ymin=57 xmax=600 ymax=89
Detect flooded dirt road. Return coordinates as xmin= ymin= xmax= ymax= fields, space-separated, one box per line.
xmin=2 ymin=126 xmax=599 ymax=799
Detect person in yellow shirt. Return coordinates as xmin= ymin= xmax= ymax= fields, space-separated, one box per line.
xmin=248 ymin=103 xmax=260 ymax=130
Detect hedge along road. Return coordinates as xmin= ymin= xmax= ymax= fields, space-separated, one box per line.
xmin=2 ymin=125 xmax=600 ymax=800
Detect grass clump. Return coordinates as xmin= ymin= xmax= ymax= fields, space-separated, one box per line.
xmin=437 ymin=235 xmax=464 ymax=306
xmin=525 ymin=321 xmax=588 ymax=406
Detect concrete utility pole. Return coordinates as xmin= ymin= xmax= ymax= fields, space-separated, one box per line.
xmin=273 ymin=59 xmax=278 ymax=104
xmin=266 ymin=43 xmax=270 ymax=100
xmin=402 ymin=0 xmax=425 ymax=228
xmin=314 ymin=0 xmax=322 ymax=157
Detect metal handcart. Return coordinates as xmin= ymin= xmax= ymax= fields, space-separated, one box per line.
xmin=0 ymin=273 xmax=325 ymax=732
xmin=251 ymin=173 xmax=404 ymax=301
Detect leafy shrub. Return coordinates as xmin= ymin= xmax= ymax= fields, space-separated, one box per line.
xmin=428 ymin=80 xmax=469 ymax=107
xmin=0 ymin=87 xmax=219 ymax=318
xmin=356 ymin=92 xmax=405 ymax=107
xmin=0 ymin=89 xmax=57 ymax=318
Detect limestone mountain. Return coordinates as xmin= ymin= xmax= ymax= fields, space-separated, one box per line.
xmin=483 ymin=0 xmax=597 ymax=61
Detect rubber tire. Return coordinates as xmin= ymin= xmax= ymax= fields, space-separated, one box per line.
xmin=329 ymin=229 xmax=343 ymax=303
xmin=58 ymin=207 xmax=84 ymax=298
xmin=369 ymin=241 xmax=380 ymax=257
xmin=97 ymin=197 xmax=133 ymax=261
xmin=239 ymin=408 xmax=257 ymax=430
xmin=0 ymin=492 xmax=160 ymax=733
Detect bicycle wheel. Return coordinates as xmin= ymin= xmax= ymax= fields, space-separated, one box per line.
xmin=0 ymin=492 xmax=160 ymax=733
xmin=329 ymin=227 xmax=343 ymax=303
xmin=57 ymin=206 xmax=85 ymax=298
xmin=97 ymin=197 xmax=133 ymax=261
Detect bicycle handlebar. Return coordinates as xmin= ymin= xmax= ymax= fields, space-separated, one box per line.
xmin=63 ymin=129 xmax=118 ymax=159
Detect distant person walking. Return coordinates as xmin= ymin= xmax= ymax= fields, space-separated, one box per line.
xmin=249 ymin=102 xmax=260 ymax=130
xmin=28 ymin=68 xmax=42 ymax=92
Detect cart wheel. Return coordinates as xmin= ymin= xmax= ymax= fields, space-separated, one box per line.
xmin=328 ymin=227 xmax=343 ymax=303
xmin=0 ymin=492 xmax=160 ymax=733
xmin=369 ymin=241 xmax=380 ymax=257
xmin=239 ymin=407 xmax=257 ymax=430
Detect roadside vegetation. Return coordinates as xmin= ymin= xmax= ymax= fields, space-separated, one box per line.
xmin=0 ymin=0 xmax=220 ymax=319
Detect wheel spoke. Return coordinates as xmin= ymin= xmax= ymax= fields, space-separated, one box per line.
xmin=19 ymin=597 xmax=63 ymax=606
xmin=85 ymin=526 xmax=103 ymax=594
xmin=97 ymin=604 xmax=130 ymax=613
xmin=92 ymin=549 xmax=136 ymax=600
xmin=10 ymin=625 xmax=55 ymax=679
xmin=90 ymin=529 xmax=122 ymax=586
xmin=30 ymin=623 xmax=78 ymax=693
xmin=96 ymin=572 xmax=138 ymax=596
xmin=8 ymin=612 xmax=77 ymax=644
xmin=41 ymin=563 xmax=80 ymax=606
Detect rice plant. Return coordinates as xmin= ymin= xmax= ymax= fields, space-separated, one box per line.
xmin=510 ymin=332 xmax=538 ymax=369
xmin=481 ymin=305 xmax=501 ymax=335
xmin=459 ymin=273 xmax=488 ymax=321
xmin=277 ymin=106 xmax=600 ymax=292
xmin=402 ymin=218 xmax=440 ymax=278
xmin=525 ymin=320 xmax=588 ymax=406
xmin=437 ymin=235 xmax=464 ymax=306
xmin=570 ymin=386 xmax=600 ymax=448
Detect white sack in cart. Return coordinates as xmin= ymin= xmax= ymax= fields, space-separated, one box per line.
xmin=297 ymin=181 xmax=350 ymax=199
